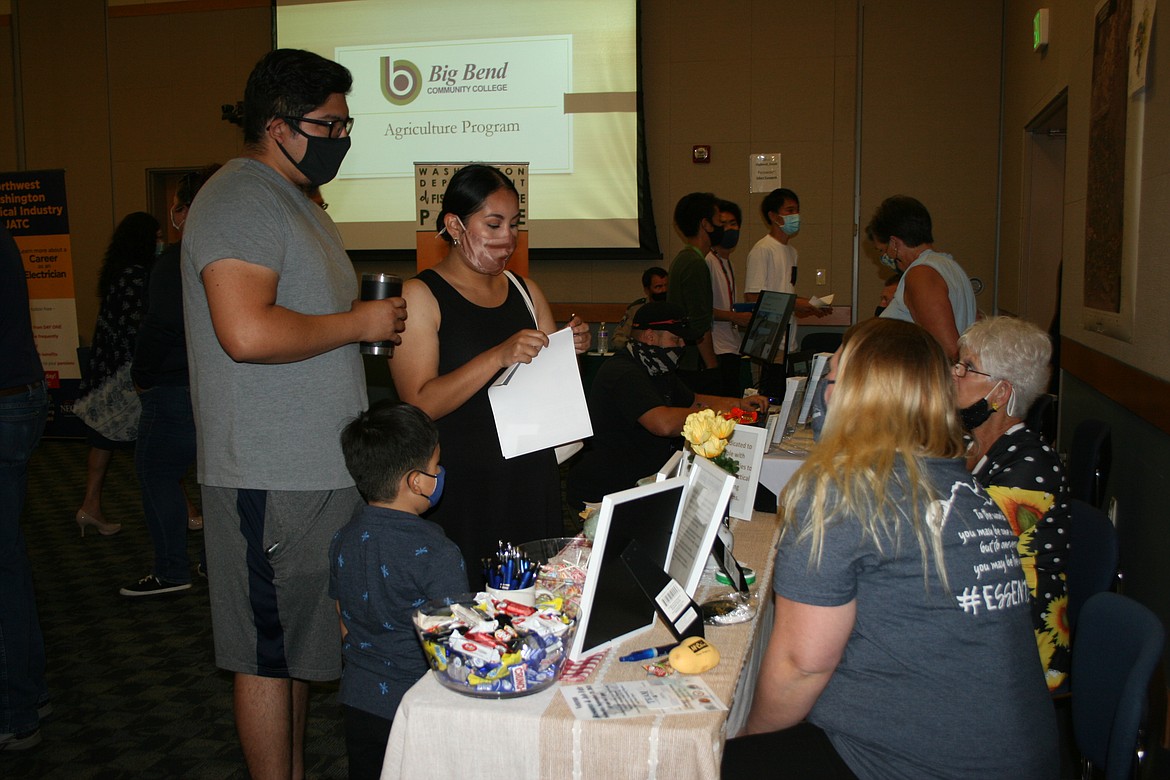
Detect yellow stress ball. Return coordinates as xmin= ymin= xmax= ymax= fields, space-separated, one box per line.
xmin=669 ymin=636 xmax=721 ymax=674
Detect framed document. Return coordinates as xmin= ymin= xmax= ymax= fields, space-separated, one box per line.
xmin=723 ymin=423 xmax=768 ymax=521
xmin=666 ymin=456 xmax=735 ymax=596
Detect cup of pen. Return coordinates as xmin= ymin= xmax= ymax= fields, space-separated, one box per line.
xmin=484 ymin=542 xmax=537 ymax=607
xmin=359 ymin=272 xmax=402 ymax=356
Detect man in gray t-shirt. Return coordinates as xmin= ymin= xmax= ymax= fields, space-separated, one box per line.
xmin=181 ymin=49 xmax=405 ymax=779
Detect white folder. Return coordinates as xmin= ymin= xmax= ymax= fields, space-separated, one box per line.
xmin=488 ymin=326 xmax=593 ymax=459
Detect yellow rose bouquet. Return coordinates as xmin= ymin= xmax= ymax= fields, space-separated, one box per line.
xmin=682 ymin=407 xmax=756 ymax=475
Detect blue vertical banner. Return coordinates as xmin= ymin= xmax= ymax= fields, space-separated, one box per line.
xmin=3 ymin=169 xmax=86 ymax=437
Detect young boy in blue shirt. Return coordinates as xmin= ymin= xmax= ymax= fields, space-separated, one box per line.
xmin=330 ymin=401 xmax=468 ymax=780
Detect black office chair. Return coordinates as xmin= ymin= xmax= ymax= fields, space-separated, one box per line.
xmin=1066 ymin=499 xmax=1119 ymax=635
xmin=1067 ymin=419 xmax=1111 ymax=509
xmin=798 ymin=331 xmax=843 ymax=355
xmin=1026 ymin=392 xmax=1057 ymax=444
xmin=1071 ymin=592 xmax=1164 ymax=780
xmin=784 ymin=331 xmax=842 ymax=379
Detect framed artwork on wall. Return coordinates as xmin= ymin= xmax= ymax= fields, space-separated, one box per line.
xmin=1082 ymin=0 xmax=1151 ymax=342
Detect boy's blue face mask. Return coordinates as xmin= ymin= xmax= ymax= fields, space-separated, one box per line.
xmin=417 ymin=465 xmax=446 ymax=508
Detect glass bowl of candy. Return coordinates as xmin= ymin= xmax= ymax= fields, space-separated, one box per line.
xmin=516 ymin=537 xmax=592 ymax=618
xmin=413 ymin=591 xmax=578 ymax=698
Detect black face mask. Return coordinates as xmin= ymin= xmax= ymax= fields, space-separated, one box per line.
xmin=277 ymin=129 xmax=351 ymax=186
xmin=706 ymin=222 xmax=725 ymax=249
xmin=874 ymin=305 xmax=887 ymax=317
xmin=959 ymin=381 xmax=1003 ymax=431
xmin=718 ymin=229 xmax=740 ymax=250
xmin=959 ymin=398 xmax=995 ymax=431
xmin=649 ymin=291 xmax=667 ymax=302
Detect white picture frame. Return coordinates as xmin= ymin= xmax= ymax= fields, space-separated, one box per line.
xmin=655 ymin=450 xmax=685 ymax=482
xmin=666 ymin=456 xmax=735 ymax=596
xmin=722 ymin=423 xmax=769 ymax=521
xmin=569 ymin=477 xmax=689 ymax=661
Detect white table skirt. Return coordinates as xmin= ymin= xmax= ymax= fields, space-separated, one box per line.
xmin=381 ymin=511 xmax=785 ymax=780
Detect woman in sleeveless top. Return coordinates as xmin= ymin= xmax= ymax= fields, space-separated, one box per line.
xmin=390 ymin=165 xmax=591 ymax=585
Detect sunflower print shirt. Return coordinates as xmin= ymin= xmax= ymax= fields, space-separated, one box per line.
xmin=973 ymin=423 xmax=1070 ymax=691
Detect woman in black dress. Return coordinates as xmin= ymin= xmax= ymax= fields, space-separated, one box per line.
xmin=390 ymin=165 xmax=591 ymax=585
xmin=75 ymin=212 xmax=160 ymax=537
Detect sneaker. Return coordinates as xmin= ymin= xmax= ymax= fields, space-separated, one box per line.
xmin=197 ymin=563 xmax=207 ymax=579
xmin=0 ymin=728 xmax=41 ymax=751
xmin=36 ymin=698 xmax=52 ymax=720
xmin=119 ymin=574 xmax=192 ymax=597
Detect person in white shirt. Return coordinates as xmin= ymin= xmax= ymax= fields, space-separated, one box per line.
xmin=743 ymin=189 xmax=824 ymax=391
xmin=743 ymin=188 xmax=818 ymax=315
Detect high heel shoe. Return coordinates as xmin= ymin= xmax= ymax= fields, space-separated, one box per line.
xmin=75 ymin=510 xmax=121 ymax=537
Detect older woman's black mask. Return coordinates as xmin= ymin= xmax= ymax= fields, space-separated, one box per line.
xmin=958 ymin=382 xmax=1002 ymax=431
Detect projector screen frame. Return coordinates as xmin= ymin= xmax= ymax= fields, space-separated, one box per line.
xmin=271 ymin=0 xmax=662 ymax=263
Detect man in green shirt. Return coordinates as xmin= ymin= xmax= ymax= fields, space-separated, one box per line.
xmin=667 ymin=192 xmax=723 ymax=394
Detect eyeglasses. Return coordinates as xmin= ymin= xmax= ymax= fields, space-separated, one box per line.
xmin=279 ymin=115 xmax=355 ymax=139
xmin=952 ymin=362 xmax=994 ymax=379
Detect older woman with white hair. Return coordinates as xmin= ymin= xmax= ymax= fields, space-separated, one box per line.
xmin=955 ymin=316 xmax=1070 ymax=691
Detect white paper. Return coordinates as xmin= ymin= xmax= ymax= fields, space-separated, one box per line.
xmin=808 ymin=293 xmax=835 ymax=308
xmin=722 ymin=424 xmax=768 ymax=521
xmin=488 ymin=327 xmax=593 ymax=459
xmin=748 ymin=153 xmax=781 ymax=193
xmin=560 ymin=676 xmax=727 ymax=720
xmin=764 ymin=413 xmax=780 ymax=444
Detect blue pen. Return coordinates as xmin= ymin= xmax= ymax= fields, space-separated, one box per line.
xmin=619 ymin=643 xmax=678 ymax=662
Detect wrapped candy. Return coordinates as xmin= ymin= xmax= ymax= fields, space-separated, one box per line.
xmin=414 ymin=591 xmax=577 ymax=699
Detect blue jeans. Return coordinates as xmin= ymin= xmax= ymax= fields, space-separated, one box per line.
xmin=135 ymin=385 xmax=197 ymax=584
xmin=0 ymin=381 xmax=49 ymax=735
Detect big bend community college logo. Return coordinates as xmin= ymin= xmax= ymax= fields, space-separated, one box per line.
xmin=381 ymin=58 xmax=421 ymax=105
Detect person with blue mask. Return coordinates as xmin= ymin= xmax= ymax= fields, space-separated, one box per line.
xmin=865 ymin=195 xmax=976 ymax=361
xmin=743 ymin=188 xmax=821 ymax=317
xmin=744 ymin=189 xmax=825 ymax=392
xmin=330 ymin=400 xmax=467 ymax=780
xmin=706 ymin=199 xmax=752 ymax=396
